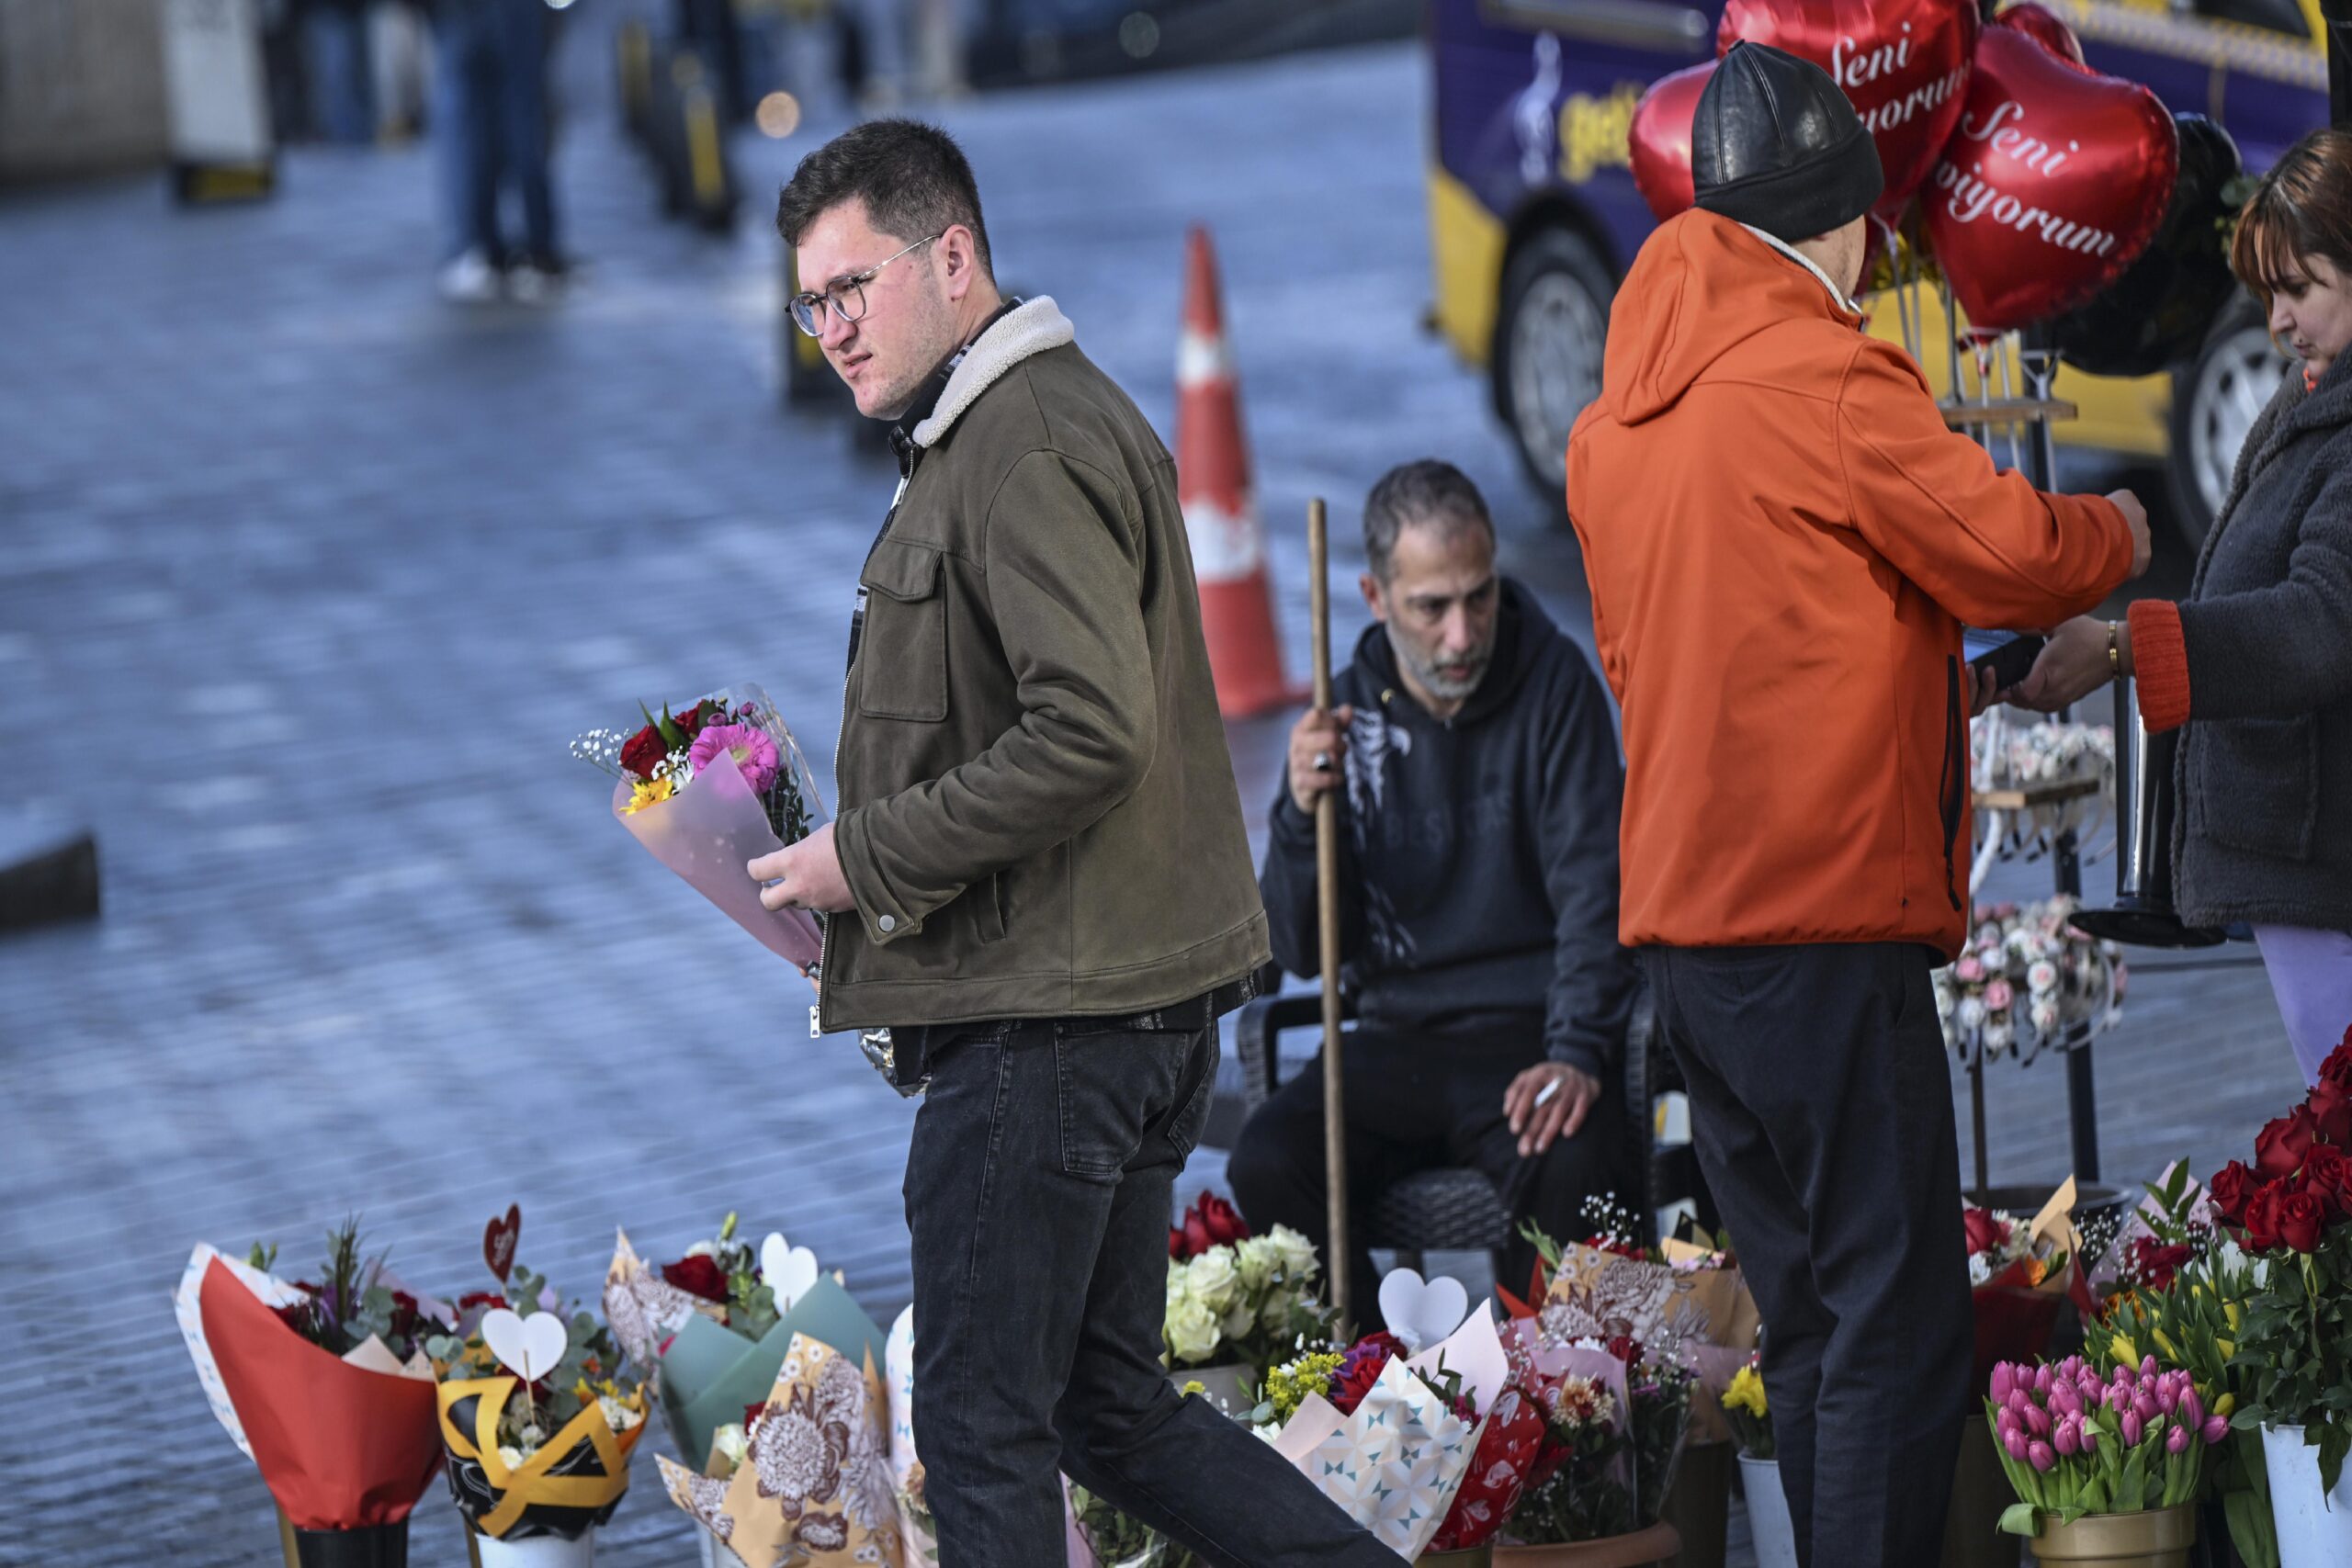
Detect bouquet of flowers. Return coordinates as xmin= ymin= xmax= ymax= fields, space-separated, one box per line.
xmin=1965 ymin=1179 xmax=2085 ymax=1401
xmin=604 ymin=1221 xmax=889 ymax=1474
xmin=571 ymin=682 xmax=827 ymax=975
xmin=1503 ymin=1329 xmax=1692 ymax=1544
xmin=1069 ymin=1483 xmax=1199 ymax=1568
xmin=2206 ymin=1026 xmax=2352 ymax=1497
xmin=1935 ymin=898 xmax=2126 ymax=1066
xmin=428 ymin=1222 xmax=648 ymax=1566
xmin=1987 ymin=1354 xmax=2227 ymax=1535
xmin=175 ymin=1223 xmax=452 ymax=1566
xmin=1162 ymin=1194 xmax=1334 ymax=1387
xmin=657 ymin=1330 xmax=901 ymax=1568
xmin=1259 ymin=1270 xmax=1501 ymax=1560
xmin=1721 ymin=1356 xmax=1773 ymax=1459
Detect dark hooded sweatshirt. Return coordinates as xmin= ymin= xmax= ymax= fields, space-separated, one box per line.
xmin=1258 ymin=580 xmax=1635 ymax=1078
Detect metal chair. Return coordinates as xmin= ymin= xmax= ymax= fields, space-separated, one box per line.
xmin=1231 ymin=980 xmax=1698 ymax=1274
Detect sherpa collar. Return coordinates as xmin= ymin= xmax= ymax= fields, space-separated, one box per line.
xmin=912 ymin=296 xmax=1075 ymax=448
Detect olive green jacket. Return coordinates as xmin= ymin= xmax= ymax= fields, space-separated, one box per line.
xmin=818 ymin=297 xmax=1271 ymax=1032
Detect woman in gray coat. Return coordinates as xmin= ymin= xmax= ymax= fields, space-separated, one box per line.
xmin=2023 ymin=127 xmax=2352 ymax=1086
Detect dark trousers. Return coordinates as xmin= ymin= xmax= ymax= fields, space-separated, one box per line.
xmin=1644 ymin=943 xmax=1972 ymax=1568
xmin=435 ymin=0 xmax=555 ymax=263
xmin=1225 ymin=1023 xmax=1634 ymax=1314
xmin=905 ymin=1020 xmax=1402 ymax=1568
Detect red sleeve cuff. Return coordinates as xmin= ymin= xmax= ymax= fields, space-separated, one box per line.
xmin=2128 ymin=600 xmax=2191 ymax=732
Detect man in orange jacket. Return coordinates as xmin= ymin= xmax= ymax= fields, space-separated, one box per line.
xmin=1566 ymin=42 xmax=2151 ymax=1568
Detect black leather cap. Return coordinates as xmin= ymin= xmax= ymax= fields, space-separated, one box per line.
xmin=1693 ymin=41 xmax=1884 ymax=242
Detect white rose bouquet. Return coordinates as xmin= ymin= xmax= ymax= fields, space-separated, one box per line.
xmin=1162 ymin=1193 xmax=1334 ymax=1376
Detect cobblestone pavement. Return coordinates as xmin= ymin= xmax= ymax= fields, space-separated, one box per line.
xmin=0 ymin=27 xmax=2307 ymax=1568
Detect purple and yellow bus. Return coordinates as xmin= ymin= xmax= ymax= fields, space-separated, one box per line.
xmin=1427 ymin=0 xmax=2332 ymax=538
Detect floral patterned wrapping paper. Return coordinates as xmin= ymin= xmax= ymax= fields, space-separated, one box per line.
xmin=885 ymin=1307 xmax=941 ymax=1564
xmin=660 ymin=1333 xmax=901 ymax=1568
xmin=1272 ymin=1357 xmax=1484 ymax=1560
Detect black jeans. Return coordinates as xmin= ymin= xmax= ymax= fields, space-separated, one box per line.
xmin=1644 ymin=944 xmax=1972 ymax=1568
xmin=1225 ymin=1023 xmax=1635 ymax=1314
xmin=904 ymin=1019 xmax=1402 ymax=1568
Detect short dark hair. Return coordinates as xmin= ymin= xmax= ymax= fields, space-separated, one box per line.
xmin=2232 ymin=127 xmax=2352 ymax=310
xmin=775 ymin=118 xmax=992 ymax=276
xmin=1363 ymin=460 xmax=1494 ymax=582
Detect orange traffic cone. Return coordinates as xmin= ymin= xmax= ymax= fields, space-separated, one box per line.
xmin=1178 ymin=225 xmax=1302 ymax=719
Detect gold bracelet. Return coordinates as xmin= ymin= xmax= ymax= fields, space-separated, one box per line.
xmin=2107 ymin=622 xmax=2121 ymax=676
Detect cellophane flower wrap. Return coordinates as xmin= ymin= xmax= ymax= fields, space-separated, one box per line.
xmin=428 ymin=1259 xmax=648 ymax=1543
xmin=572 ymin=682 xmax=827 ymax=975
xmin=1965 ymin=1178 xmax=2085 ymax=1401
xmin=1986 ymin=1354 xmax=2226 ymax=1534
xmin=175 ymin=1228 xmax=452 ymax=1534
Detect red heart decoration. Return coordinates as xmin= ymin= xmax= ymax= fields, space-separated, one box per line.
xmin=1921 ymin=27 xmax=2178 ymax=333
xmin=1628 ymin=60 xmax=1716 ymax=222
xmin=1991 ymin=1 xmax=2088 ymax=71
xmin=1718 ymin=0 xmax=1979 ymax=221
xmin=482 ymin=1203 xmax=521 ymax=1284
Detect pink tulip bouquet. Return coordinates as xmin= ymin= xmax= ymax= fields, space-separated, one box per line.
xmin=1986 ymin=1354 xmax=2227 ymax=1536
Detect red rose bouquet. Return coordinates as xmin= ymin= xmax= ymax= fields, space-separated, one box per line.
xmin=571 ymin=682 xmax=827 ymax=976
xmin=175 ymin=1224 xmax=455 ymax=1567
xmin=1966 ymin=1180 xmax=2084 ymax=1401
xmin=2209 ymin=1026 xmax=2352 ymax=1495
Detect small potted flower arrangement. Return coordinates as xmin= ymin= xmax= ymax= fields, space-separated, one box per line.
xmin=1985 ymin=1354 xmax=2226 ymax=1566
xmin=430 ymin=1216 xmax=648 ymax=1568
xmin=1719 ymin=1358 xmax=1795 ymax=1568
xmin=1163 ymin=1192 xmax=1333 ymax=1414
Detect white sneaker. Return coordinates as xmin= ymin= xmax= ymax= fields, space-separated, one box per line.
xmin=438 ymin=250 xmax=498 ymax=304
xmin=505 ymin=261 xmax=563 ymax=306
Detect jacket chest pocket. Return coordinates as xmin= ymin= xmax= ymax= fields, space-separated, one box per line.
xmin=856 ymin=538 xmax=950 ymax=722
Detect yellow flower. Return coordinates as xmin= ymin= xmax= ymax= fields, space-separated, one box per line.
xmin=2217 ymin=1393 xmax=2236 ymax=1417
xmin=2154 ymin=1327 xmax=2179 ymax=1362
xmin=1724 ymin=1365 xmax=1770 ymax=1418
xmin=2111 ymin=1333 xmax=2139 ymax=1367
xmin=2218 ymin=1340 xmax=2235 ymax=1359
xmin=623 ymin=776 xmax=675 ymax=814
xmin=2225 ymin=1303 xmax=2242 ymax=1333
xmin=1181 ymin=1380 xmax=1206 ymax=1398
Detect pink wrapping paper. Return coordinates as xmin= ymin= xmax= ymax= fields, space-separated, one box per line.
xmin=615 ymin=749 xmax=821 ymax=974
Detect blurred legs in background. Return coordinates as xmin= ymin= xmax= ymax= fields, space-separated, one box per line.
xmin=432 ymin=0 xmax=562 ymax=302
xmin=303 ymin=1 xmax=375 ymax=142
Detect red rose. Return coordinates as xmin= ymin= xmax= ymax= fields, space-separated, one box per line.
xmin=2279 ymin=1190 xmax=2327 ymax=1253
xmin=2309 ymin=1079 xmax=2352 ymax=1147
xmin=2124 ymin=1236 xmax=2192 ymax=1293
xmin=2320 ymin=1032 xmax=2352 ymax=1094
xmin=620 ymin=724 xmax=668 ymax=780
xmin=2243 ymin=1180 xmax=2290 ymax=1252
xmin=2301 ymin=1144 xmax=2352 ymax=1215
xmin=673 ymin=700 xmax=717 ymax=741
xmin=2209 ymin=1160 xmax=2256 ymax=1224
xmin=662 ymin=1254 xmax=729 ymax=1303
xmin=1329 ymin=1333 xmax=1408 ymax=1416
xmin=457 ymin=1291 xmax=509 ymax=1313
xmin=1169 ymin=1226 xmax=1186 ymax=1260
xmin=1173 ymin=1192 xmax=1250 ymax=1258
xmin=1604 ymin=1334 xmax=1644 ymax=1366
xmin=2255 ymin=1106 xmax=2321 ymax=1180
xmin=1962 ymin=1208 xmax=2012 ymax=1258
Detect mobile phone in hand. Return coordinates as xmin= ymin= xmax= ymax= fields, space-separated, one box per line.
xmin=1966 ymin=633 xmax=2046 ymax=693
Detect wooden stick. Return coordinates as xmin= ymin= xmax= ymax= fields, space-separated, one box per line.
xmin=1307 ymin=496 xmax=1351 ymax=1325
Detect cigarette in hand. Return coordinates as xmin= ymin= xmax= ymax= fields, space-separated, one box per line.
xmin=1533 ymin=1077 xmax=1562 ymax=1111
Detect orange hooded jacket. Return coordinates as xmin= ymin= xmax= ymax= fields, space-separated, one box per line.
xmin=1566 ymin=211 xmax=2134 ymax=958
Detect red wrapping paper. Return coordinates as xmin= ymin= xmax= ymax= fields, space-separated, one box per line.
xmin=1968 ymin=1257 xmax=2076 ymax=1403
xmin=198 ymin=1258 xmax=446 ymax=1529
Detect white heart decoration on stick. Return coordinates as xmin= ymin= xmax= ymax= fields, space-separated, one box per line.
xmin=761 ymin=1233 xmax=820 ymax=1311
xmin=481 ymin=1308 xmax=569 ymax=1384
xmin=1377 ymin=1267 xmax=1470 ymax=1355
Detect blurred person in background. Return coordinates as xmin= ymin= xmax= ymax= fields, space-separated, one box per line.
xmin=301 ymin=0 xmax=376 ymax=142
xmin=2018 ymin=127 xmax=2352 ymax=1086
xmin=431 ymin=0 xmax=566 ymax=304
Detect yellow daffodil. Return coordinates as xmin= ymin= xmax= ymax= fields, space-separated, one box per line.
xmin=1724 ymin=1364 xmax=1770 ymax=1418
xmin=623 ymin=776 xmax=675 ymax=814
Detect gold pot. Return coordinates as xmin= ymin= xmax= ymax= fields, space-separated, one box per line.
xmin=2028 ymin=1505 xmax=2196 ymax=1568
xmin=1493 ymin=1522 xmax=1681 ymax=1566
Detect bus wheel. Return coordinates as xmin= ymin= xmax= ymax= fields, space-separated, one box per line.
xmin=1493 ymin=225 xmax=1614 ymax=511
xmin=2168 ymin=292 xmax=2286 ymax=548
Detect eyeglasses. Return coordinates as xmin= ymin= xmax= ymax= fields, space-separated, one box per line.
xmin=788 ymin=234 xmax=940 ymax=337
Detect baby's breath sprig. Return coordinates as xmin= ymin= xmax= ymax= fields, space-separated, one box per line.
xmin=569 ymin=728 xmax=631 ymax=780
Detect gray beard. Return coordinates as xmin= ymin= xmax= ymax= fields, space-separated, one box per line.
xmin=1385 ymin=622 xmax=1489 ymax=704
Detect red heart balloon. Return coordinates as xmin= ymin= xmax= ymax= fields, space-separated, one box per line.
xmin=483 ymin=1202 xmax=521 ymax=1284
xmin=1991 ymin=1 xmax=2088 ymax=71
xmin=1628 ymin=60 xmax=1715 ymax=222
xmin=1718 ymin=0 xmax=1979 ymax=220
xmin=1922 ymin=27 xmax=2178 ymax=333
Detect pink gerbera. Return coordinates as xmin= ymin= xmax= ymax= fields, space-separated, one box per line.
xmin=689 ymin=723 xmax=780 ymax=795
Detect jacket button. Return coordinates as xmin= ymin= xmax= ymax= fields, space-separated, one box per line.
xmin=878 ymin=914 xmax=897 ymax=933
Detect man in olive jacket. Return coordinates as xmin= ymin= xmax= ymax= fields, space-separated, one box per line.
xmin=752 ymin=121 xmax=1399 ymax=1567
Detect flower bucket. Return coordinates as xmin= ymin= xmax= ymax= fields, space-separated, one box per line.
xmin=463 ymin=1525 xmax=598 ymax=1568
xmin=1736 ymin=1455 xmax=1799 ymax=1568
xmin=2027 ymin=1504 xmax=2195 ymax=1567
xmin=1939 ymin=1415 xmax=2022 ymax=1568
xmin=2262 ymin=1424 xmax=2352 ymax=1568
xmin=1660 ymin=1438 xmax=1732 ymax=1568
xmin=275 ymin=1511 xmax=409 ymax=1568
xmin=1170 ymin=1362 xmax=1255 ymax=1418
xmin=1492 ymin=1522 xmax=1680 ymax=1566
